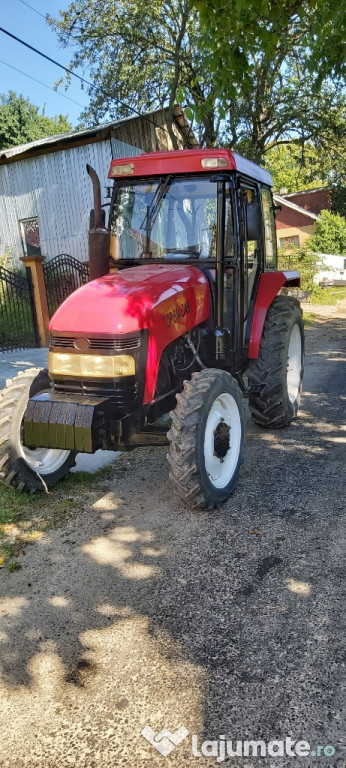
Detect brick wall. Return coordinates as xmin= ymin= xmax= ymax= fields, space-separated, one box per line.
xmin=276 ymin=206 xmax=314 ymax=229
xmin=284 ymin=189 xmax=331 ymax=215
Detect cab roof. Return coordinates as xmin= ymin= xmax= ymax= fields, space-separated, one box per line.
xmin=108 ymin=148 xmax=273 ymax=187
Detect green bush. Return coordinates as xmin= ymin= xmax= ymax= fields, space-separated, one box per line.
xmin=306 ymin=210 xmax=346 ymax=256
xmin=278 ymin=246 xmax=318 ymax=293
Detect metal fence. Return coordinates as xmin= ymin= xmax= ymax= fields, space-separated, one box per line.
xmin=0 ymin=266 xmax=38 ymax=352
xmin=43 ymin=253 xmax=89 ymax=317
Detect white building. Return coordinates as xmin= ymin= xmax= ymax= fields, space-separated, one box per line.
xmin=0 ymin=106 xmax=196 ymax=267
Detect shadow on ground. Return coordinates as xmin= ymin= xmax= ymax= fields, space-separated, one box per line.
xmin=0 ymin=317 xmax=345 ymax=767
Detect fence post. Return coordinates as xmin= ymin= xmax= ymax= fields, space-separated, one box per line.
xmin=20 ymin=256 xmax=50 ymax=346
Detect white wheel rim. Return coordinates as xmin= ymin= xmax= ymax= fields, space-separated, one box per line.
xmin=18 ymin=392 xmax=71 ymax=476
xmin=21 ymin=445 xmax=71 ymax=476
xmin=204 ymin=392 xmax=242 ymax=489
xmin=287 ymin=324 xmax=302 ymax=404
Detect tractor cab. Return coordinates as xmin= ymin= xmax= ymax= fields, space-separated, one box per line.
xmin=92 ymin=148 xmax=286 ymax=371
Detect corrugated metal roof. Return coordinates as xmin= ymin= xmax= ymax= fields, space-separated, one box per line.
xmin=0 ymin=106 xmax=198 ymax=162
xmin=0 ymin=121 xmax=116 ymax=159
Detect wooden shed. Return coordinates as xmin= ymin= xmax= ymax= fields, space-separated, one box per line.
xmin=0 ymin=106 xmax=197 ymax=267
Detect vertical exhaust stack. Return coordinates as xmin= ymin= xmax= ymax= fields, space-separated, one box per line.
xmin=86 ymin=164 xmax=110 ymax=281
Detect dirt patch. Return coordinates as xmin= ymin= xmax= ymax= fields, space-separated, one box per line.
xmin=301 ymin=295 xmax=346 ymax=319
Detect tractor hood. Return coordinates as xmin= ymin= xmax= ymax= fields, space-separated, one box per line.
xmin=50 ymin=264 xmax=211 ymax=335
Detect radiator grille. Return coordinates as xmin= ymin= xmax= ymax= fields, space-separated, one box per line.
xmin=52 ymin=378 xmax=138 ymax=415
xmin=50 ymin=335 xmax=140 ymax=351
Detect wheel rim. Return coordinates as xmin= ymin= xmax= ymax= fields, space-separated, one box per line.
xmin=21 ymin=445 xmax=71 ymax=476
xmin=18 ymin=393 xmax=71 ymax=477
xmin=287 ymin=324 xmax=302 ymax=404
xmin=203 ymin=392 xmax=242 ymax=489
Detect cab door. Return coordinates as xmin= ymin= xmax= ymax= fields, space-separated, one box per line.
xmin=238 ymin=183 xmax=262 ymax=339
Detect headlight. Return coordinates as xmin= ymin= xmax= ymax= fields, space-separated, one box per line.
xmin=109 ymin=163 xmax=134 ymax=176
xmin=49 ymin=352 xmax=135 ymax=378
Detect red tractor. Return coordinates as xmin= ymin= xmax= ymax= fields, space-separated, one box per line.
xmin=0 ymin=148 xmax=304 ymax=509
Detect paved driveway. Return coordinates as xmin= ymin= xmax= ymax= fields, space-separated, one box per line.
xmin=0 ymin=347 xmax=48 ymax=389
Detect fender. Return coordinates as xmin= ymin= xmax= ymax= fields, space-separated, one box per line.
xmin=248 ymin=271 xmax=300 ymax=359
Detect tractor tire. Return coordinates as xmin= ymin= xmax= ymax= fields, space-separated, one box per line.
xmin=0 ymin=368 xmax=76 ymax=493
xmin=167 ymin=368 xmax=244 ymax=510
xmin=247 ymin=296 xmax=304 ymax=428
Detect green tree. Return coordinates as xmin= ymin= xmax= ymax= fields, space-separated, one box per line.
xmin=264 ymin=142 xmax=346 ymax=217
xmin=48 ymin=0 xmax=346 ymax=162
xmin=196 ymin=0 xmax=346 ymax=96
xmin=224 ymin=61 xmax=345 ymax=163
xmin=265 ymin=144 xmax=325 ymax=193
xmin=331 ymin=184 xmax=346 ymax=218
xmin=0 ymin=91 xmax=73 ymax=150
xmin=194 ymin=0 xmax=346 ymax=162
xmin=49 ymin=0 xmax=218 ymax=147
xmin=278 ymin=247 xmax=319 ymax=293
xmin=306 ymin=210 xmax=346 ymax=256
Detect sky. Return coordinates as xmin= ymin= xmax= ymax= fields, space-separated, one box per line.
xmin=0 ymin=0 xmax=90 ymax=127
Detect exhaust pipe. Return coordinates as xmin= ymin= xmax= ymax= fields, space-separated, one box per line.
xmin=86 ymin=164 xmax=110 ymax=280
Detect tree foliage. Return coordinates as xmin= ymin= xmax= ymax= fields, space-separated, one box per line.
xmin=264 ymin=142 xmax=346 ymax=218
xmin=306 ymin=210 xmax=346 ymax=256
xmin=48 ymin=0 xmax=346 ymax=163
xmin=195 ymin=0 xmax=346 ymax=161
xmin=196 ymin=0 xmax=346 ymax=93
xmin=278 ymin=247 xmax=319 ymax=293
xmin=49 ymin=0 xmax=218 ymax=147
xmin=265 ymin=144 xmax=326 ymax=193
xmin=0 ymin=92 xmax=73 ymax=150
xmin=331 ymin=184 xmax=346 ymax=219
xmin=221 ymin=58 xmax=345 ymax=163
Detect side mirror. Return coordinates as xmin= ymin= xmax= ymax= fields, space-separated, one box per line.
xmin=89 ymin=208 xmax=106 ymax=231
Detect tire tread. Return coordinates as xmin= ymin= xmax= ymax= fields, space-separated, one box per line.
xmin=167 ymin=369 xmax=244 ymax=510
xmin=0 ymin=368 xmax=76 ymax=493
xmin=247 ymin=296 xmax=304 ymax=427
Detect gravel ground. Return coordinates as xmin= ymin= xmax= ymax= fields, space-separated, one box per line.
xmin=0 ymin=307 xmax=345 ymax=768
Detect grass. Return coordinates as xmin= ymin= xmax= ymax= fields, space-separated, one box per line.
xmin=0 ymin=463 xmax=117 ymax=570
xmin=310 ymin=286 xmax=346 ymax=305
xmin=302 ymin=312 xmax=317 ymax=328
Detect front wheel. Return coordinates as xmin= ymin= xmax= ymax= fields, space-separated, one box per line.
xmin=167 ymin=369 xmax=244 ymax=510
xmin=247 ymin=296 xmax=304 ymax=427
xmin=0 ymin=368 xmax=76 ymax=492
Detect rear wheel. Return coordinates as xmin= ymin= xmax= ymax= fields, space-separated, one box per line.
xmin=167 ymin=369 xmax=244 ymax=509
xmin=0 ymin=368 xmax=76 ymax=492
xmin=247 ymin=296 xmax=304 ymax=427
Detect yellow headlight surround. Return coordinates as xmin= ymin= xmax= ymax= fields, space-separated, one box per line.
xmin=49 ymin=352 xmax=135 ymax=378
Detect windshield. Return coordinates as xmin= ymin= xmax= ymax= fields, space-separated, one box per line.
xmin=110 ymin=176 xmax=223 ymax=261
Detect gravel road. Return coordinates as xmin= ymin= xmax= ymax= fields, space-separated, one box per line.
xmin=0 ymin=311 xmax=345 ymax=768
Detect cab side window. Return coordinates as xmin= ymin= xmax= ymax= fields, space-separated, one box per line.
xmin=261 ymin=188 xmax=277 ymax=269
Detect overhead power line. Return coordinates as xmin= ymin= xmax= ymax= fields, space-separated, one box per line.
xmin=0 ymin=58 xmax=86 ymax=109
xmin=16 ymin=0 xmax=47 ymax=20
xmin=0 ymin=26 xmax=172 ymax=136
